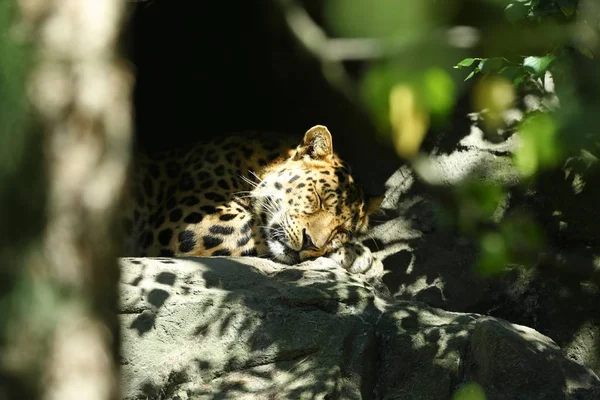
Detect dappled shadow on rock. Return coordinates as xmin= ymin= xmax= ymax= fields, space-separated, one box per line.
xmin=472 ymin=265 xmax=600 ymax=376
xmin=466 ymin=317 xmax=600 ymax=400
xmin=375 ymin=302 xmax=478 ymax=399
xmin=534 ymin=162 xmax=600 ymax=249
xmin=119 ymin=257 xmax=383 ymax=399
xmin=370 ymin=142 xmax=600 ymax=380
xmin=369 ymin=157 xmax=502 ymax=312
xmin=375 ymin=303 xmax=600 ymax=400
xmin=118 ymin=257 xmax=600 ymax=399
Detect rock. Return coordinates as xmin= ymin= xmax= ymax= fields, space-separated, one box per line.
xmin=367 ymin=118 xmax=600 ymax=380
xmin=119 ymin=258 xmax=600 ymax=400
xmin=374 ymin=301 xmax=479 ymax=399
xmin=466 ymin=317 xmax=600 ymax=400
xmin=120 ymin=257 xmax=386 ymax=399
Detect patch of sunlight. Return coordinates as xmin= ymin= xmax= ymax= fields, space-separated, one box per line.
xmin=571 ymin=173 xmax=585 ymax=194
xmin=564 ymin=321 xmax=600 ymax=390
xmin=410 ymin=332 xmax=430 ymax=350
xmin=558 ymin=221 xmax=568 ymax=231
xmin=397 ymin=275 xmax=445 ymax=301
xmin=405 ymin=251 xmax=416 ymax=274
xmin=433 ymin=327 xmax=450 ymax=357
xmin=418 ymin=309 xmax=467 ymax=331
xmin=453 ymin=382 xmax=487 ymax=400
xmin=393 ymin=309 xmax=413 ymax=321
xmin=412 ymin=148 xmax=517 ymax=187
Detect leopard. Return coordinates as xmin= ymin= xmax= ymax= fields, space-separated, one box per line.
xmin=124 ymin=125 xmax=381 ymax=273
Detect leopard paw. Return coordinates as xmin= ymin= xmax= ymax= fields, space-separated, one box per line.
xmin=328 ymin=240 xmax=381 ymax=276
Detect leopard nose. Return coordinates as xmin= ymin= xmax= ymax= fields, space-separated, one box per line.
xmin=301 ymin=229 xmax=319 ymax=251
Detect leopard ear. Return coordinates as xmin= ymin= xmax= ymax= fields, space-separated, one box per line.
xmin=364 ymin=195 xmax=384 ymax=215
xmin=293 ymin=125 xmax=333 ymax=160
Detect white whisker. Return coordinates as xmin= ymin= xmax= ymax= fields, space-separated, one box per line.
xmin=239 ymin=174 xmax=259 ymax=188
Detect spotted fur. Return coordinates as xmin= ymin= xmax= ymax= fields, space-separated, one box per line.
xmin=124 ymin=125 xmax=380 ymax=268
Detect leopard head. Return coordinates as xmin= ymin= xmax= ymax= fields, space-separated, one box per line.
xmin=251 ymin=125 xmax=381 ymax=264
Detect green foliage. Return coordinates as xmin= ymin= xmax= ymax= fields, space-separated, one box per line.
xmin=423 ymin=68 xmax=456 ymax=118
xmin=0 ymin=1 xmax=31 ymax=178
xmin=523 ymin=55 xmax=556 ymax=78
xmin=362 ymin=65 xmax=456 ymax=135
xmin=504 ymin=0 xmax=578 ymax=23
xmin=453 ymin=382 xmax=487 ymax=400
xmin=454 ymin=55 xmax=554 ymax=84
xmin=0 ymin=1 xmax=41 ymax=256
xmin=477 ymin=214 xmax=544 ymax=275
xmin=325 ymin=0 xmax=465 ymax=138
xmin=455 ymin=0 xmax=585 ymax=85
xmin=478 ymin=232 xmax=510 ymax=275
xmin=324 ymin=0 xmax=437 ymax=39
xmin=453 ymin=182 xmax=505 ymax=232
xmin=323 ymin=0 xmax=595 ymax=277
xmin=514 ymin=113 xmax=561 ymax=177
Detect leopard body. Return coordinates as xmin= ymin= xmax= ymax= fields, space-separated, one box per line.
xmin=124 ymin=125 xmax=379 ymax=269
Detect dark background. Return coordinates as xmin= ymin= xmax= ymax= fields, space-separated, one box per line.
xmin=125 ymin=0 xmax=402 ymax=195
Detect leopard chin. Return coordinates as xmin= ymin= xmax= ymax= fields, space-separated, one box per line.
xmin=266 ymin=239 xmax=300 ymax=265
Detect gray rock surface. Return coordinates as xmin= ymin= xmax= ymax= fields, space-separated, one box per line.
xmin=466 ymin=318 xmax=600 ymax=400
xmin=120 ymin=257 xmax=385 ymax=399
xmin=361 ymin=120 xmax=600 ymax=380
xmin=374 ymin=302 xmax=479 ymax=399
xmin=119 ymin=257 xmax=600 ymax=399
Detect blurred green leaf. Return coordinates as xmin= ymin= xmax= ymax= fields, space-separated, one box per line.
xmin=0 ymin=1 xmax=30 ymax=178
xmin=501 ymin=214 xmax=544 ymax=265
xmin=362 ymin=64 xmax=459 ymax=135
xmin=455 ymin=182 xmax=505 ymax=232
xmin=324 ymin=0 xmax=433 ymax=38
xmin=477 ymin=213 xmax=544 ymax=275
xmin=389 ymin=84 xmax=429 ymax=158
xmin=473 ymin=76 xmax=516 ymax=130
xmin=514 ymin=113 xmax=560 ymax=177
xmin=576 ymin=46 xmax=595 ymax=59
xmin=422 ymin=68 xmax=455 ymax=117
xmin=514 ymin=133 xmax=539 ymax=177
xmin=523 ymin=55 xmax=555 ymax=78
xmin=361 ymin=64 xmax=403 ymax=133
xmin=478 ymin=232 xmax=509 ymax=275
xmin=453 ymin=382 xmax=487 ymax=400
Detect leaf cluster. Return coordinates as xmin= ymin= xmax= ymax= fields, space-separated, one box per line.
xmin=454 ymin=55 xmax=555 ymax=85
xmin=504 ymin=0 xmax=578 ymax=24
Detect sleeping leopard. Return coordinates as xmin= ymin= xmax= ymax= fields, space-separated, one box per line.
xmin=124 ymin=125 xmax=381 ymax=273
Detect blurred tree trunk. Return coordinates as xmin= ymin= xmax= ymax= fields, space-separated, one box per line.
xmin=0 ymin=1 xmax=131 ymax=399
